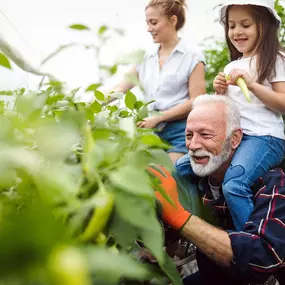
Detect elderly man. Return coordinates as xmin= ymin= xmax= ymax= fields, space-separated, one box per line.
xmin=154 ymin=95 xmax=285 ymax=285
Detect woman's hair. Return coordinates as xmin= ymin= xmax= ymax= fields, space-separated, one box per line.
xmin=146 ymin=0 xmax=187 ymax=31
xmin=224 ymin=5 xmax=284 ymax=83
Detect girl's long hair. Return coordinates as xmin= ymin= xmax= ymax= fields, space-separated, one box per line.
xmin=224 ymin=5 xmax=284 ymax=83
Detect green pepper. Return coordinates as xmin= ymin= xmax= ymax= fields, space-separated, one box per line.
xmin=48 ymin=246 xmax=91 ymax=285
xmin=79 ymin=190 xmax=114 ymax=242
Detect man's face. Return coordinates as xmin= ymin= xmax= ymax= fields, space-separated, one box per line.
xmin=185 ymin=103 xmax=232 ymax=177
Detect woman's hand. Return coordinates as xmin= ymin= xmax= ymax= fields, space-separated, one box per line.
xmin=227 ymin=68 xmax=254 ymax=89
xmin=213 ymin=72 xmax=228 ymax=95
xmin=137 ymin=116 xmax=162 ymax=129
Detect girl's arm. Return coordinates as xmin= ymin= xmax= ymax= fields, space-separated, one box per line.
xmin=248 ymin=81 xmax=285 ymax=113
xmin=228 ymin=68 xmax=285 ymax=113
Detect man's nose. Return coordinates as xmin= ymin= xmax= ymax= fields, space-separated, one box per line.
xmin=187 ymin=135 xmax=202 ymax=151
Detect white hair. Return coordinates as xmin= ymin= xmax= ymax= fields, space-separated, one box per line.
xmin=192 ymin=94 xmax=241 ymax=137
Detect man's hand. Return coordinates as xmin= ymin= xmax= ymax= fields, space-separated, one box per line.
xmin=149 ymin=167 xmax=191 ymax=231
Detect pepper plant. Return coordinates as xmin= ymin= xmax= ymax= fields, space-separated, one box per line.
xmin=0 ymin=44 xmax=183 ymax=285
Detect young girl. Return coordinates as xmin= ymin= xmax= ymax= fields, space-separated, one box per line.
xmin=212 ymin=0 xmax=285 ymax=231
xmin=112 ymin=0 xmax=206 ymax=163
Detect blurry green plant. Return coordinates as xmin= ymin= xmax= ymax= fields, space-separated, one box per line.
xmin=0 ymin=26 xmax=182 ymax=285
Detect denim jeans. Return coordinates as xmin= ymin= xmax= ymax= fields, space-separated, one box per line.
xmin=223 ymin=134 xmax=285 ymax=231
xmin=156 ymin=119 xmax=188 ymax=154
xmin=175 ymin=134 xmax=285 ymax=231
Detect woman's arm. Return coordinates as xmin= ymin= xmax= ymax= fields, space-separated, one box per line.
xmin=154 ymin=62 xmax=206 ymax=123
xmin=107 ymin=66 xmax=139 ymax=103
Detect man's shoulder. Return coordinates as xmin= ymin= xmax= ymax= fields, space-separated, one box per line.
xmin=175 ymin=154 xmax=191 ymax=176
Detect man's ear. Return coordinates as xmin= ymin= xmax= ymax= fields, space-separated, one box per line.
xmin=231 ymin=128 xmax=243 ymax=150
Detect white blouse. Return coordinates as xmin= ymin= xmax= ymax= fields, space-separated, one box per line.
xmin=137 ymin=39 xmax=205 ymax=111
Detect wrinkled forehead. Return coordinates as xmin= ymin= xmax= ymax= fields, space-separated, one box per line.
xmin=186 ymin=103 xmax=227 ymax=132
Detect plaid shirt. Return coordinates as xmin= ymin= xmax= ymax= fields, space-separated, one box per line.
xmin=175 ymin=160 xmax=285 ymax=283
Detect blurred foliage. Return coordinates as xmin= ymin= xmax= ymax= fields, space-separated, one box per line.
xmin=0 ymin=24 xmax=182 ymax=285
xmin=203 ymin=40 xmax=229 ymax=94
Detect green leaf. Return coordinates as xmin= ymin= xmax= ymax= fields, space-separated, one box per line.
xmin=98 ymin=25 xmax=108 ymax=35
xmin=147 ymin=149 xmax=174 ymax=172
xmin=69 ymin=24 xmax=89 ymax=30
xmin=92 ymin=129 xmax=112 ymax=140
xmin=34 ymin=163 xmax=80 ymax=204
xmin=114 ymin=191 xmax=160 ymax=231
xmin=107 ymin=105 xmax=118 ymax=113
xmin=134 ymin=101 xmax=144 ymax=110
xmin=0 ymin=90 xmax=13 ymax=95
xmin=138 ymin=105 xmax=149 ymax=119
xmin=85 ymin=83 xmax=101 ymax=92
xmin=119 ymin=110 xmax=130 ymax=118
xmin=90 ymin=100 xmax=102 ymax=114
xmin=110 ymin=214 xmax=138 ymax=248
xmin=140 ymin=134 xmax=166 ymax=147
xmin=0 ymin=53 xmax=11 ymax=69
xmin=158 ymin=252 xmax=183 ymax=285
xmin=140 ymin=226 xmax=164 ymax=263
xmin=85 ymin=247 xmax=151 ymax=282
xmin=46 ymin=94 xmax=65 ymax=105
xmin=109 ymin=166 xmax=153 ymax=196
xmin=125 ymin=91 xmax=137 ymax=110
xmin=94 ymin=90 xmax=105 ymax=101
xmin=110 ymin=64 xmax=117 ymax=75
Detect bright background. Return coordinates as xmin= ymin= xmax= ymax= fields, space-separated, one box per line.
xmin=0 ymin=0 xmax=225 ymax=94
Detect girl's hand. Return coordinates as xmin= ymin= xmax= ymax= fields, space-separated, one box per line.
xmin=213 ymin=72 xmax=228 ymax=95
xmin=137 ymin=116 xmax=162 ymax=129
xmin=227 ymin=68 xmax=254 ymax=89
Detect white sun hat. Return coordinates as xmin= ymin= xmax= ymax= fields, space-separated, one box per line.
xmin=218 ymin=0 xmax=282 ymax=27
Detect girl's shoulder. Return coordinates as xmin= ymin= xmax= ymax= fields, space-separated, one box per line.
xmin=276 ymin=51 xmax=285 ymax=63
xmin=224 ymin=57 xmax=255 ymax=73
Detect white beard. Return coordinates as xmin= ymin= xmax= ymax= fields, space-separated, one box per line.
xmin=189 ymin=138 xmax=232 ymax=177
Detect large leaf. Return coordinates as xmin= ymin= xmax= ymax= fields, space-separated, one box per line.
xmin=124 ymin=91 xmax=137 ymax=110
xmin=147 ymin=148 xmax=174 ymax=172
xmin=109 ymin=214 xmax=138 ymax=248
xmin=140 ymin=226 xmax=164 ymax=263
xmin=139 ymin=134 xmax=170 ymax=149
xmin=94 ymin=90 xmax=105 ymax=101
xmin=114 ymin=191 xmax=160 ymax=231
xmin=109 ymin=166 xmax=153 ymax=196
xmin=158 ymin=252 xmax=183 ymax=285
xmin=85 ymin=247 xmax=151 ymax=282
xmin=34 ymin=163 xmax=80 ymax=205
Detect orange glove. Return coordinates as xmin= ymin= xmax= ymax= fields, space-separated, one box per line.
xmin=149 ymin=166 xmax=191 ymax=231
